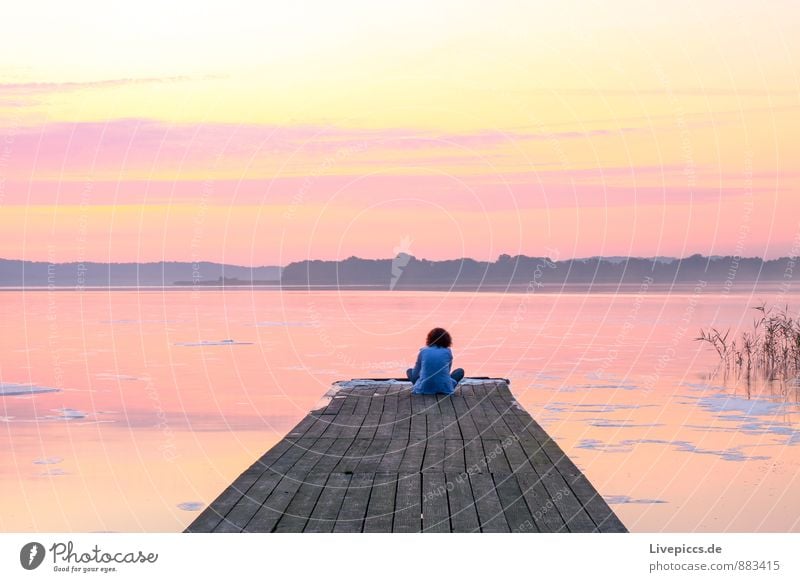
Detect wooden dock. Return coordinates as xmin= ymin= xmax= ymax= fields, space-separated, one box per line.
xmin=186 ymin=378 xmax=626 ymax=533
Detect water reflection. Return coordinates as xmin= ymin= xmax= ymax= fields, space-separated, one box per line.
xmin=1 ymin=287 xmax=799 ymax=532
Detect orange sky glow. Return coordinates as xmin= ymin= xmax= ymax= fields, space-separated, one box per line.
xmin=1 ymin=1 xmax=798 ymax=265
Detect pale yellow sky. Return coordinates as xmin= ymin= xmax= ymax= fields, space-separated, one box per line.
xmin=1 ymin=1 xmax=798 ymax=263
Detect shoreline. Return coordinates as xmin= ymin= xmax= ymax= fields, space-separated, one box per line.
xmin=0 ymin=281 xmax=794 ymax=293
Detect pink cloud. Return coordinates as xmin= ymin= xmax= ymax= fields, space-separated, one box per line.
xmin=1 ymin=119 xmax=786 ymax=212
xmin=0 ymin=116 xmax=750 ymax=185
xmin=3 ymin=173 xmax=762 ymax=211
xmin=3 ymin=119 xmax=519 ymax=178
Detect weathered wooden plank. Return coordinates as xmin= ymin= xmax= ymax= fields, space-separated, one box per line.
xmin=333 ymin=438 xmax=373 ymax=474
xmin=419 ymin=393 xmax=438 ymax=414
xmin=498 ymin=403 xmax=542 ymax=445
xmin=213 ymin=475 xmax=283 ymax=532
xmin=443 ymin=439 xmax=466 ymax=474
xmin=535 ymin=465 xmax=597 ymax=533
xmin=469 ymin=472 xmax=511 ymax=533
xmin=422 ymin=473 xmax=450 ymax=532
xmin=426 ymin=411 xmax=444 ymax=440
xmin=356 ymin=438 xmax=392 ymax=473
xmin=393 ymin=390 xmax=412 ymax=440
xmin=317 ymin=393 xmax=347 ymax=415
xmin=492 ymin=472 xmax=535 ymax=533
xmin=421 ymin=435 xmax=445 ymax=473
xmin=363 ymin=473 xmax=397 ymax=533
xmin=288 ymin=437 xmax=337 ymax=474
xmin=502 ymin=437 xmax=537 ymax=474
xmin=307 ymin=436 xmax=354 ymax=474
xmin=391 ymin=412 xmax=411 ymax=440
xmin=382 ymin=391 xmax=400 ymax=414
xmin=393 ymin=474 xmax=422 ymax=533
xmin=304 ymin=473 xmax=351 ymax=533
xmin=512 ymin=432 xmax=609 ymax=532
xmin=517 ymin=415 xmax=554 ymax=444
xmin=515 ymin=471 xmax=566 ymax=533
xmin=377 ymin=439 xmax=408 ymax=473
xmin=493 ymin=380 xmax=514 ymax=399
xmin=451 ymin=395 xmax=480 ymax=440
xmin=375 ymin=411 xmax=397 ymax=439
xmin=215 ymin=438 xmax=316 ymax=532
xmin=335 ymin=414 xmax=368 ymax=439
xmin=463 ymin=390 xmax=499 ymax=439
xmin=437 ymin=394 xmax=460 ymax=441
xmin=375 ymin=390 xmax=399 ymax=439
xmin=480 ymin=397 xmax=509 ymax=439
xmin=410 ymin=391 xmax=424 ymax=414
xmin=446 ymin=472 xmax=480 ymax=533
xmin=245 ymin=472 xmax=305 ymax=532
xmin=285 ymin=414 xmax=321 ymax=439
xmin=463 ymin=437 xmax=488 ymax=475
xmin=481 ymin=392 xmax=517 ymax=438
xmin=398 ymin=439 xmax=426 ymax=473
xmin=185 ymin=438 xmax=296 ymax=533
xmin=185 ymin=480 xmax=255 ymax=533
xmin=273 ymin=473 xmax=328 ymax=532
xmin=356 ymin=388 xmax=385 ymax=440
xmin=547 ymin=452 xmax=627 ymax=532
xmin=483 ymin=439 xmax=512 ymax=474
xmin=356 ymin=417 xmax=380 ymax=440
xmin=353 ymin=390 xmax=373 ymax=416
xmin=516 ymin=435 xmax=553 ymax=470
xmin=488 ymin=392 xmax=550 ymax=451
xmin=396 ymin=388 xmax=412 ymax=415
xmin=188 ymin=378 xmax=626 ymax=534
xmin=333 ymin=473 xmax=375 ymax=532
xmin=338 ymin=392 xmax=359 ymax=416
xmin=386 ymin=382 xmax=406 ymax=395
xmin=569 ymin=480 xmax=627 ymax=532
xmin=319 ymin=414 xmax=345 ymax=438
xmin=367 ymin=385 xmax=389 ymax=414
xmin=303 ymin=415 xmax=336 ymax=439
xmin=409 ymin=412 xmax=427 ymax=441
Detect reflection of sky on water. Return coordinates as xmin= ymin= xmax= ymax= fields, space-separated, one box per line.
xmin=577 ymin=437 xmax=771 ymax=462
xmin=586 ymin=419 xmax=665 ymax=428
xmin=100 ymin=319 xmax=182 ymax=325
xmin=33 ymin=457 xmax=63 ymax=465
xmin=606 ymin=495 xmax=668 ymax=505
xmin=0 ymin=383 xmax=60 ymax=396
xmin=251 ymin=320 xmax=315 ymax=328
xmin=682 ymin=393 xmax=800 ymax=446
xmin=177 ymin=502 xmax=204 ymax=511
xmin=545 ymin=402 xmax=658 ymax=414
xmin=174 ymin=339 xmax=254 ymax=346
xmin=545 ymin=374 xmax=799 ymax=462
xmin=39 ymin=468 xmax=68 ymax=477
xmin=2 ymin=287 xmax=800 ymax=532
xmin=94 ymin=373 xmax=146 ymax=382
xmin=563 ymin=382 xmax=640 ymax=391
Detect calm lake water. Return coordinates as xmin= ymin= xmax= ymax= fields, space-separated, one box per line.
xmin=2 ymin=285 xmax=799 ymax=532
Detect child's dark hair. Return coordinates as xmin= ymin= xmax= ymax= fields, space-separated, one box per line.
xmin=426 ymin=327 xmax=452 ymax=348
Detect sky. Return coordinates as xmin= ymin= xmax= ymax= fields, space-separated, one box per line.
xmin=1 ymin=0 xmax=798 ymax=266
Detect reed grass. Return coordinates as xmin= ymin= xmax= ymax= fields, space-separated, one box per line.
xmin=696 ymin=303 xmax=800 ymax=380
